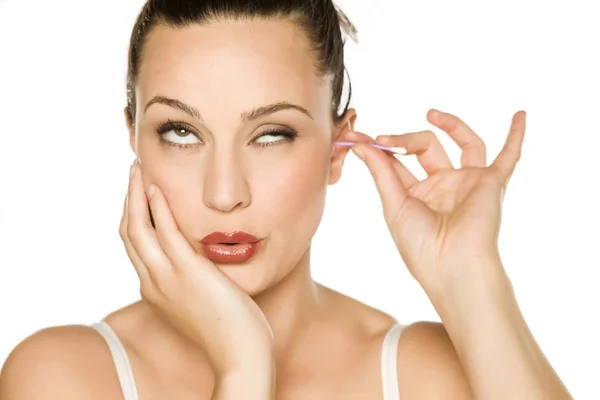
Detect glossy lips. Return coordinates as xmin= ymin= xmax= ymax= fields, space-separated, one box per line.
xmin=200 ymin=231 xmax=261 ymax=264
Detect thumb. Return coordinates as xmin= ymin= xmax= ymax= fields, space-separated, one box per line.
xmin=351 ymin=143 xmax=408 ymax=221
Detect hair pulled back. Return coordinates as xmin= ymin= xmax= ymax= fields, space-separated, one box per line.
xmin=126 ymin=0 xmax=357 ymax=124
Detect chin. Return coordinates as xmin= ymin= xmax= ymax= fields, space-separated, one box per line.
xmin=219 ymin=258 xmax=297 ymax=298
xmin=216 ymin=263 xmax=272 ymax=296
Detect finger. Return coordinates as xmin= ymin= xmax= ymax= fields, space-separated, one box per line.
xmin=127 ymin=162 xmax=172 ymax=279
xmin=339 ymin=130 xmax=375 ymax=144
xmin=490 ymin=111 xmax=526 ymax=187
xmin=333 ymin=130 xmax=372 ymax=158
xmin=119 ymin=192 xmax=151 ymax=285
xmin=375 ymin=130 xmax=453 ymax=176
xmin=426 ymin=109 xmax=487 ymax=168
xmin=333 ymin=130 xmax=375 ymax=169
xmin=146 ymin=183 xmax=200 ymax=269
xmin=351 ymin=143 xmax=408 ymax=221
xmin=346 ymin=130 xmax=418 ymax=187
xmin=342 ymin=130 xmax=418 ymax=188
xmin=388 ymin=155 xmax=419 ymax=189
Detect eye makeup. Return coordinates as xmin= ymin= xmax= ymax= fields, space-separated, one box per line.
xmin=155 ymin=119 xmax=298 ymax=149
xmin=251 ymin=128 xmax=297 ymax=148
xmin=156 ymin=119 xmax=200 ymax=149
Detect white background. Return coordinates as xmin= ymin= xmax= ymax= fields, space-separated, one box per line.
xmin=0 ymin=0 xmax=598 ymax=397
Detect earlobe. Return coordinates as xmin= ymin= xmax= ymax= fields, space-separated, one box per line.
xmin=328 ymin=157 xmax=344 ymax=185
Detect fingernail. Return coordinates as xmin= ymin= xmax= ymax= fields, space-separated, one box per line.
xmin=148 ymin=184 xmax=155 ymax=198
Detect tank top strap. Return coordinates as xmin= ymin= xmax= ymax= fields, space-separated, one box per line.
xmin=381 ymin=322 xmax=405 ymax=400
xmin=91 ymin=319 xmax=402 ymax=400
xmin=91 ymin=321 xmax=139 ymax=400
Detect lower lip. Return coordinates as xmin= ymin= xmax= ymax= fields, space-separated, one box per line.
xmin=200 ymin=241 xmax=261 ymax=264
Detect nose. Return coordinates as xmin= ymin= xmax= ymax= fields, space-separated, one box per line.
xmin=202 ymin=149 xmax=251 ymax=213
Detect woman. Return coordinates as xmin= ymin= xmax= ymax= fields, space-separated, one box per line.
xmin=0 ymin=0 xmax=573 ymax=399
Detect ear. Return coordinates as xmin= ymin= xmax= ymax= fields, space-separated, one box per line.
xmin=328 ymin=108 xmax=357 ymax=185
xmin=124 ymin=107 xmax=136 ymax=157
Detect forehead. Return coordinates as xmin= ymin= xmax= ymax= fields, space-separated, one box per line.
xmin=136 ymin=18 xmax=332 ymax=124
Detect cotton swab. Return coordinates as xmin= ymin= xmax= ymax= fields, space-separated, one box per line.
xmin=333 ymin=141 xmax=407 ymax=155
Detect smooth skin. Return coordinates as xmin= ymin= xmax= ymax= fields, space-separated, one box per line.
xmin=0 ymin=18 xmax=572 ymax=400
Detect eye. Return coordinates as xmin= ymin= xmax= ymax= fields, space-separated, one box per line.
xmin=253 ymin=129 xmax=298 ymax=148
xmin=156 ymin=120 xmax=201 ymax=148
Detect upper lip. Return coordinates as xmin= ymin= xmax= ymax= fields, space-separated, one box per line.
xmin=200 ymin=231 xmax=260 ymax=244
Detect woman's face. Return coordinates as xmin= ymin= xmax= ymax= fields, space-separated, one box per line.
xmin=128 ymin=18 xmax=354 ymax=295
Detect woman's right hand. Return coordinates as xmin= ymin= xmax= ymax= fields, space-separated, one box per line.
xmin=119 ymin=160 xmax=275 ymax=385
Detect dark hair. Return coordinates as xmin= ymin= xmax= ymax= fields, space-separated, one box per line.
xmin=126 ymin=0 xmax=357 ymax=125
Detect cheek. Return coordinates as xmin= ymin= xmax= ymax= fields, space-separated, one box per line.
xmin=140 ymin=142 xmax=332 ymax=241
xmin=255 ymin=149 xmax=330 ymax=226
xmin=140 ymin=162 xmax=201 ymax=232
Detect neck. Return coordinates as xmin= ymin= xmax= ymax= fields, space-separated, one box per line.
xmin=251 ymin=247 xmax=329 ymax=355
xmin=142 ymin=246 xmax=330 ymax=365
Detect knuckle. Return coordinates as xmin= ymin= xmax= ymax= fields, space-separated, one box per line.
xmin=514 ymin=148 xmax=522 ymax=161
xmin=423 ymin=130 xmax=438 ymax=142
xmin=127 ymin=223 xmax=140 ymax=242
xmin=140 ymin=283 xmax=158 ymax=303
xmin=153 ymin=281 xmax=173 ymax=304
xmin=140 ymin=275 xmax=168 ymax=302
xmin=504 ymin=144 xmax=521 ymax=161
xmin=473 ymin=138 xmax=487 ymax=152
xmin=119 ymin=222 xmax=127 ymax=241
xmin=423 ymin=130 xmax=441 ymax=147
xmin=474 ymin=135 xmax=486 ymax=146
xmin=150 ymin=264 xmax=175 ymax=295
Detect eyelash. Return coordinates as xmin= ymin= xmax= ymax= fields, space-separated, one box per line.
xmin=155 ymin=119 xmax=298 ymax=149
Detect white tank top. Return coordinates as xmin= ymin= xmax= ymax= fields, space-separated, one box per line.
xmin=91 ymin=320 xmax=404 ymax=400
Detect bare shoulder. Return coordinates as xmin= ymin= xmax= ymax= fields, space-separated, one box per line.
xmin=0 ymin=325 xmax=123 ymax=399
xmin=397 ymin=321 xmax=473 ymax=400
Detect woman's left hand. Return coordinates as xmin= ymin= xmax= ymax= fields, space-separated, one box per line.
xmin=344 ymin=109 xmax=526 ymax=298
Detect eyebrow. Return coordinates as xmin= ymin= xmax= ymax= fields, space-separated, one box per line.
xmin=143 ymin=96 xmax=313 ymax=122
